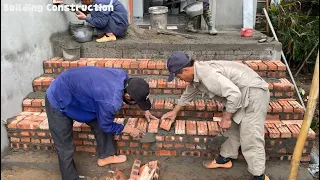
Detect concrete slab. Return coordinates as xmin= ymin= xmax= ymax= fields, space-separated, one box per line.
xmin=1 ymin=151 xmax=314 ymax=180
xmin=51 ymin=25 xmax=282 ymax=60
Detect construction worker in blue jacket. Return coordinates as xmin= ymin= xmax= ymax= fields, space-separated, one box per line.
xmin=76 ymin=0 xmax=129 ymax=42
xmin=45 ymin=66 xmax=158 ymax=180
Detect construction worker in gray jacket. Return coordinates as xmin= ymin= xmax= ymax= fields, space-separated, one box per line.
xmin=185 ymin=0 xmax=218 ymax=35
xmin=161 ymin=52 xmax=271 ymax=180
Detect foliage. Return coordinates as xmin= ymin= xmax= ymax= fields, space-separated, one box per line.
xmin=267 ymin=0 xmax=319 ymax=71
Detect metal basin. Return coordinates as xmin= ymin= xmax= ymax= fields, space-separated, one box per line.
xmin=71 ymin=25 xmax=93 ymax=43
xmin=183 ymin=1 xmax=203 ymax=18
xmin=69 ymin=21 xmax=85 ymax=35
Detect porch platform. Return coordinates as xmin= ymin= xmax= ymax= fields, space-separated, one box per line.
xmin=51 ymin=25 xmax=281 ymax=60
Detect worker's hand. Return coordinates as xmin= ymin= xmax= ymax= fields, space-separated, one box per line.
xmin=75 ymin=11 xmax=86 ymax=20
xmin=161 ymin=111 xmax=177 ymax=122
xmin=218 ymin=112 xmax=232 ymax=132
xmin=144 ymin=110 xmax=159 ymax=122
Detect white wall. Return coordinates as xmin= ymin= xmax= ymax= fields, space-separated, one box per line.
xmin=1 ymin=0 xmax=77 ymax=157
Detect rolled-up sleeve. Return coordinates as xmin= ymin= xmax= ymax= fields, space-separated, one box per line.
xmin=96 ymin=101 xmax=124 ymax=134
xmin=177 ymin=84 xmax=199 ymax=106
xmin=201 ymin=71 xmax=242 ymax=113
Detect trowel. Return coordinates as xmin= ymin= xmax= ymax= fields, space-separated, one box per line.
xmin=207 ymin=129 xmax=229 ymax=149
xmin=137 ymin=129 xmax=156 ymax=143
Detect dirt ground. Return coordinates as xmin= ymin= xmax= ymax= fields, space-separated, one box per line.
xmin=1 ymin=151 xmax=315 ymax=180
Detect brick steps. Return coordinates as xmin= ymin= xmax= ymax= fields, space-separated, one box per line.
xmin=6 ymin=111 xmax=315 ymax=160
xmin=32 ymin=75 xmax=295 ymax=98
xmin=43 ymin=58 xmax=287 ymax=79
xmin=22 ymin=96 xmax=305 ymax=120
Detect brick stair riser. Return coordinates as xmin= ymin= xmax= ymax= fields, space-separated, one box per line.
xmin=43 ymin=58 xmax=287 ymax=79
xmin=22 ymin=99 xmax=305 ymax=120
xmin=32 ymin=84 xmax=295 ymax=99
xmin=6 ymin=112 xmax=316 ymax=162
xmin=7 ymin=130 xmax=314 ymax=162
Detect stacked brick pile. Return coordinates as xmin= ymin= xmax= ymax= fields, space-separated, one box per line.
xmin=5 ymin=58 xmax=316 ymax=163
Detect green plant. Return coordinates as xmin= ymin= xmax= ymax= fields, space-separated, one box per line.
xmin=267 ymin=0 xmax=319 ymax=71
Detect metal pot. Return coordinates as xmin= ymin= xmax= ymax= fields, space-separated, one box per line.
xmin=183 ymin=1 xmax=203 ymax=18
xmin=69 ymin=21 xmax=85 ymax=35
xmin=71 ymin=25 xmax=94 ymax=43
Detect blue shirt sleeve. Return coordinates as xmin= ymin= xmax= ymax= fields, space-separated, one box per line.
xmin=85 ymin=0 xmax=113 ymax=28
xmin=96 ymin=100 xmax=124 ymax=134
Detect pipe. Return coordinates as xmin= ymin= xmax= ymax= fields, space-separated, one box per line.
xmin=289 ymin=51 xmax=319 ymax=180
xmin=128 ymin=0 xmax=133 ymax=24
xmin=263 ymin=8 xmax=306 ymax=110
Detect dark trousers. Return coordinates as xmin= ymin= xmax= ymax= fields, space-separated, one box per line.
xmin=45 ymin=96 xmax=117 ymax=180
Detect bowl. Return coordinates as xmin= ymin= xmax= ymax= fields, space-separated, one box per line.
xmin=183 ymin=1 xmax=203 ymax=18
xmin=241 ymin=28 xmax=254 ymax=37
xmin=69 ymin=21 xmax=85 ymax=35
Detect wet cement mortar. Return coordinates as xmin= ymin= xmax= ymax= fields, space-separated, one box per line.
xmin=52 ymin=24 xmax=279 ymax=45
xmin=1 ymin=151 xmax=315 ymax=180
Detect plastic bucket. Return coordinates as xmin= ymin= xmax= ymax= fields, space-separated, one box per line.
xmin=62 ymin=43 xmax=81 ymax=61
xmin=149 ymin=6 xmax=168 ymax=30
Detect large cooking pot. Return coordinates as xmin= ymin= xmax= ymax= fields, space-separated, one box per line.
xmin=71 ymin=25 xmax=94 ymax=43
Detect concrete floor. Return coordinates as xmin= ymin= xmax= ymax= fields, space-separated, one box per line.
xmin=1 ymin=151 xmax=315 ymax=180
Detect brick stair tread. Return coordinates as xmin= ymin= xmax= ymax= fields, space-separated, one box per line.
xmin=32 ymin=74 xmax=295 ymax=99
xmin=43 ymin=58 xmax=287 ymax=75
xmin=22 ymin=94 xmax=305 ymax=116
xmin=6 ymin=111 xmax=315 ymax=139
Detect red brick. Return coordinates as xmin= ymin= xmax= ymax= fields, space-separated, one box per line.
xmin=10 ymin=137 xmax=20 ymax=142
xmin=69 ymin=61 xmax=78 ymax=67
xmin=288 ymin=101 xmax=305 ymax=113
xmin=264 ymin=61 xmax=278 ymax=70
xmin=296 ymin=124 xmax=316 ymax=139
xmin=245 ymin=61 xmax=259 ymax=70
xmin=81 ymin=123 xmax=91 ymax=132
xmin=148 ymin=119 xmax=159 ymax=133
xmin=113 ymin=60 xmax=124 ymax=68
xmin=195 ymin=99 xmax=206 ymax=111
xmin=272 ymin=60 xmax=286 ymax=71
xmin=138 ymin=60 xmax=149 ymax=69
xmin=265 ymin=123 xmax=281 ymax=138
xmin=160 ymin=119 xmax=173 ymax=131
xmin=77 ymin=60 xmax=87 ymax=67
xmin=21 ymin=137 xmax=31 ymax=142
xmin=148 ymin=61 xmax=156 ymax=69
xmin=136 ymin=118 xmax=147 ymax=132
xmin=175 ymin=120 xmax=186 ymax=135
xmin=155 ymin=150 xmax=176 ymax=156
xmin=156 ymin=61 xmax=165 ymax=69
xmin=274 ymin=123 xmax=292 ymax=138
xmin=278 ymin=100 xmax=294 ymax=113
xmin=39 ymin=119 xmax=49 ymax=130
xmin=206 ymin=99 xmax=217 ymax=111
xmin=95 ymin=60 xmax=106 ymax=67
xmin=186 ymin=121 xmax=197 ymax=135
xmin=154 ymin=99 xmax=164 ymax=109
xmin=270 ymin=101 xmax=283 ymax=113
xmin=73 ymin=121 xmax=83 ymax=131
xmin=87 ymin=60 xmax=97 ymax=66
xmin=164 ymin=98 xmax=174 ymax=109
xmin=256 ymin=62 xmax=268 ymax=70
xmin=156 ymin=135 xmax=164 ymax=141
xmin=31 ymin=99 xmax=43 ymax=107
xmin=157 ymin=79 xmax=166 ymax=88
xmin=41 ymin=139 xmax=51 ymax=144
xmin=42 ymin=77 xmax=54 ymax=86
xmin=197 ymin=121 xmax=208 ymax=135
xmin=266 ymin=114 xmax=280 ymax=120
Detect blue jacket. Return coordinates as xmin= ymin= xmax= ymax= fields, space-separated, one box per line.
xmin=85 ymin=0 xmax=129 ymax=37
xmin=46 ymin=66 xmax=129 ymax=135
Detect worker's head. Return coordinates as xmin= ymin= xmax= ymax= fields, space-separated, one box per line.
xmin=81 ymin=0 xmax=93 ymax=5
xmin=124 ymin=78 xmax=151 ymax=111
xmin=167 ymin=52 xmax=194 ymax=83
